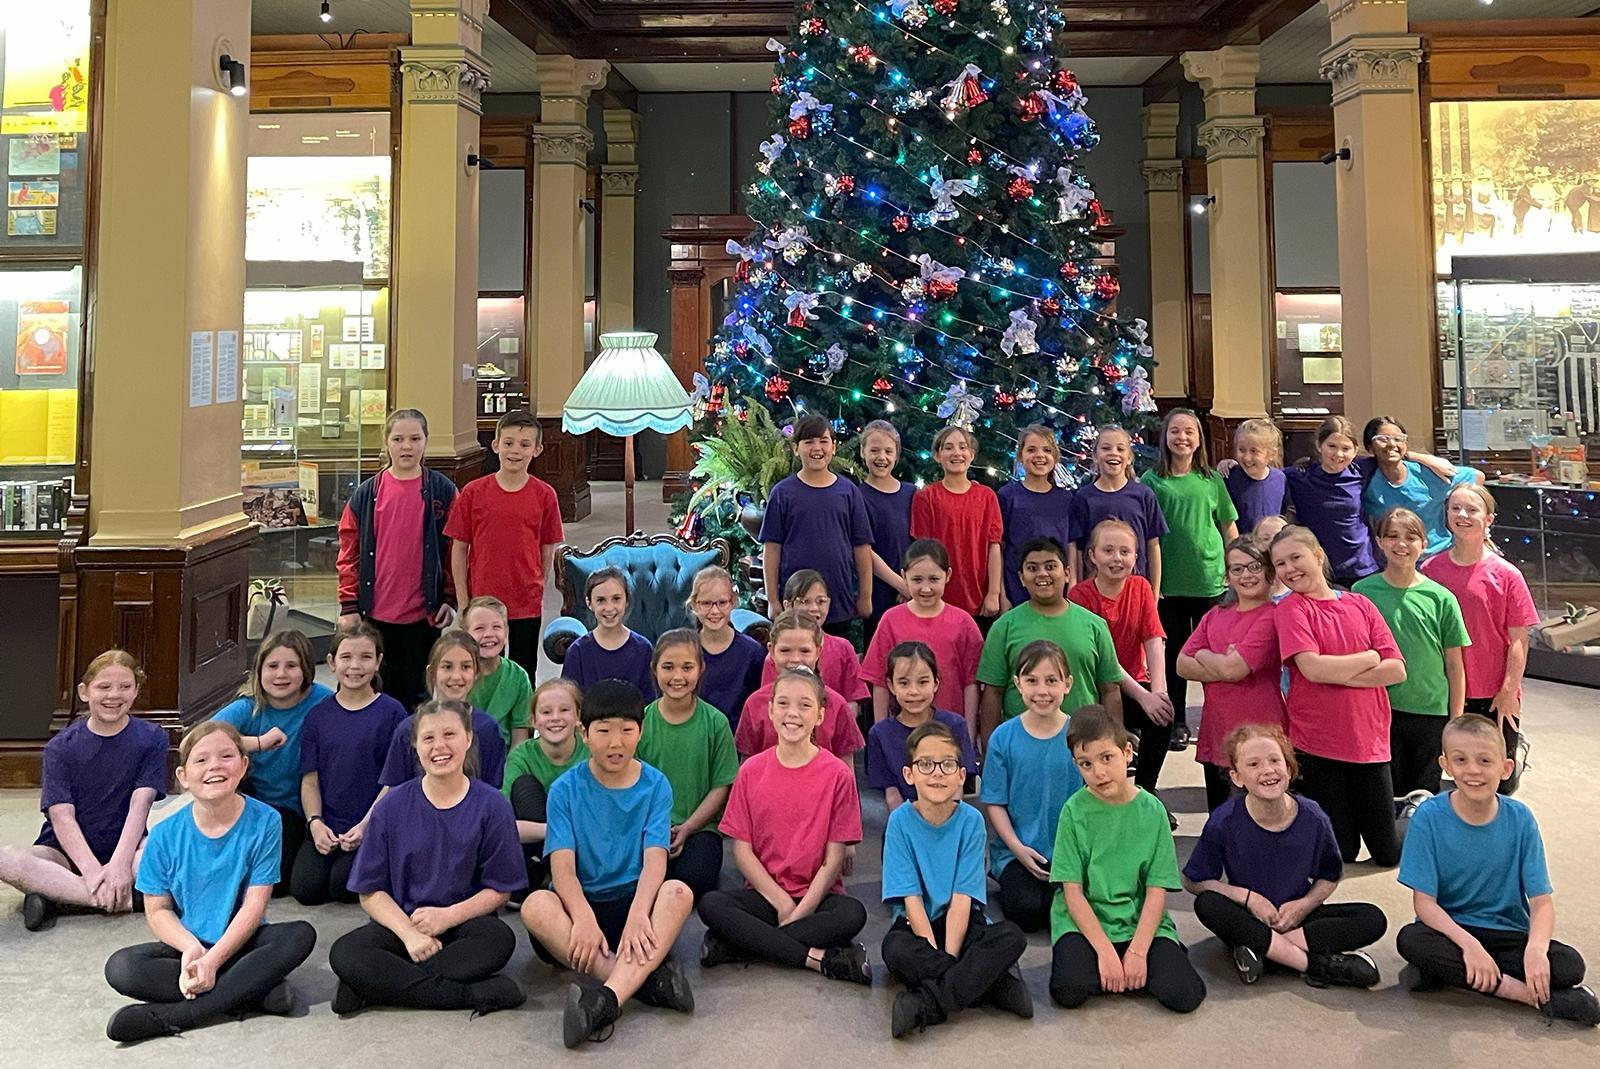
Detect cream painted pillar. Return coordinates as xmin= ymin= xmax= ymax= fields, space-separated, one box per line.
xmin=394 ymin=0 xmax=491 ymax=468
xmin=90 ymin=0 xmax=250 ymax=545
xmin=1141 ymin=102 xmax=1189 ymax=400
xmin=600 ymin=108 xmax=640 ymax=334
xmin=1321 ymin=0 xmax=1433 ymax=437
xmin=1181 ymin=47 xmax=1273 ymax=435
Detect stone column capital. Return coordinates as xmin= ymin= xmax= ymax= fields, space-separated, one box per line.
xmin=601 ymin=166 xmax=639 ymax=195
xmin=532 ymin=122 xmax=595 ymax=166
xmin=397 ymin=46 xmax=490 ymax=112
xmin=1195 ymin=117 xmax=1266 ymax=162
xmin=1142 ymin=102 xmax=1181 ymax=158
xmin=1142 ymin=159 xmax=1184 ymax=193
xmin=603 ymin=108 xmax=641 ymax=168
xmin=1181 ymin=45 xmax=1261 ymax=120
xmin=1319 ymin=35 xmax=1423 ymax=106
xmin=534 ymin=55 xmax=610 ymax=124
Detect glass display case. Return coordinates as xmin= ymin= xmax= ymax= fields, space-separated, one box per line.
xmin=1274 ymin=291 xmax=1343 ymax=418
xmin=0 ymin=265 xmax=78 ymax=532
xmin=476 ymin=296 xmax=526 ymax=420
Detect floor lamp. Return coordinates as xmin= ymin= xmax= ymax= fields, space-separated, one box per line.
xmin=562 ymin=331 xmax=693 ymax=535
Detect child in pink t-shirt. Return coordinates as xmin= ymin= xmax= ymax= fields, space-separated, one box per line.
xmin=910 ymin=426 xmax=1004 ymax=621
xmin=1420 ymin=484 xmax=1538 ymax=788
xmin=697 ymin=669 xmax=869 ymax=984
xmin=861 ymin=539 xmax=982 ymax=731
xmin=738 ymin=612 xmax=865 ymax=761
xmin=1271 ymin=526 xmax=1406 ymax=867
xmin=759 ymin=570 xmax=869 ymax=715
xmin=1176 ymin=537 xmax=1286 ymax=811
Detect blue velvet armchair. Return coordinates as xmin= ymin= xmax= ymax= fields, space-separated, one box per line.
xmin=542 ymin=533 xmax=771 ymax=664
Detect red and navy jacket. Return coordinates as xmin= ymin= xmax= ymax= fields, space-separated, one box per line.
xmin=337 ymin=468 xmax=458 ymax=617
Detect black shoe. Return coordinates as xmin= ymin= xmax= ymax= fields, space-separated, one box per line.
xmin=22 ymin=893 xmax=55 ymax=932
xmin=1305 ymin=951 xmax=1380 ymax=989
xmin=331 ymin=980 xmax=365 ymax=1016
xmin=985 ymin=963 xmax=1035 ymax=1019
xmin=106 ymin=1004 xmax=183 ymax=1044
xmin=1542 ymin=985 xmax=1600 ymax=1027
xmin=700 ymin=929 xmax=745 ymax=969
xmin=1168 ymin=810 xmax=1180 ymax=833
xmin=562 ymin=982 xmax=620 ymax=1048
xmin=468 ymin=975 xmax=526 ymax=1017
xmin=1399 ymin=964 xmax=1445 ymax=993
xmin=891 ymin=991 xmax=933 ymax=1039
xmin=635 ymin=959 xmax=694 ymax=1013
xmin=258 ymin=981 xmax=296 ymax=1016
xmin=1168 ymin=724 xmax=1192 ymax=752
xmin=1232 ymin=945 xmax=1265 ymax=985
xmin=820 ymin=943 xmax=871 ymax=986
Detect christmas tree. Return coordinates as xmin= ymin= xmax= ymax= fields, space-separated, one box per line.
xmin=681 ymin=0 xmax=1158 ymax=545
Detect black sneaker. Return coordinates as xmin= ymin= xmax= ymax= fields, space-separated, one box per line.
xmin=106 ymin=1004 xmax=182 ymax=1044
xmin=258 ymin=981 xmax=296 ymax=1016
xmin=468 ymin=975 xmax=526 ymax=1017
xmin=562 ymin=982 xmax=619 ymax=1048
xmin=1542 ymin=985 xmax=1600 ymax=1027
xmin=1167 ymin=810 xmax=1180 ymax=833
xmin=820 ymin=943 xmax=871 ymax=986
xmin=22 ymin=892 xmax=55 ymax=932
xmin=986 ymin=963 xmax=1035 ymax=1019
xmin=331 ymin=980 xmax=365 ymax=1016
xmin=1305 ymin=951 xmax=1380 ymax=989
xmin=700 ymin=929 xmax=745 ymax=969
xmin=635 ymin=959 xmax=695 ymax=1013
xmin=1168 ymin=724 xmax=1192 ymax=752
xmin=1232 ymin=945 xmax=1265 ymax=984
xmin=891 ymin=991 xmax=933 ymax=1039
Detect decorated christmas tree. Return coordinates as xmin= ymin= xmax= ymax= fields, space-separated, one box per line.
xmin=680 ymin=0 xmax=1158 ymax=546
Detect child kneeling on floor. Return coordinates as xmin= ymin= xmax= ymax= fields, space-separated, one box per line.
xmin=1396 ymin=714 xmax=1599 ymax=1026
xmin=883 ymin=721 xmax=1032 ymax=1039
xmin=520 ymin=680 xmax=696 ymax=1048
xmin=1048 ymin=706 xmax=1206 ymax=1013
xmin=1182 ymin=723 xmax=1386 ymax=989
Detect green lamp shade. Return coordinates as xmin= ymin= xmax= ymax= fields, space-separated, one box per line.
xmin=562 ymin=331 xmax=694 ymax=437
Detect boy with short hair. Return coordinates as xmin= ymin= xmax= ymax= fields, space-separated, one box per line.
xmin=445 ymin=410 xmax=564 ymax=678
xmin=883 ymin=722 xmax=1032 ymax=1038
xmin=1396 ymin=714 xmax=1598 ymax=1025
xmin=1048 ymin=706 xmax=1206 ymax=1014
xmin=462 ymin=596 xmax=532 ymax=747
xmin=519 ymin=680 xmax=696 ymax=1048
xmin=977 ymin=537 xmax=1124 ymax=746
xmin=759 ymin=414 xmax=875 ymax=630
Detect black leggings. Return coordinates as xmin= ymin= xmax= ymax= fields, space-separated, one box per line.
xmin=290 ymin=841 xmax=359 ymax=905
xmin=697 ymin=887 xmax=866 ymax=968
xmin=881 ymin=906 xmax=1026 ymax=1023
xmin=1158 ymin=594 xmax=1214 ymax=730
xmin=1390 ymin=710 xmax=1446 ymax=796
xmin=1463 ymin=698 xmax=1524 ymax=796
xmin=264 ymin=803 xmax=305 ymax=899
xmin=104 ymin=921 xmax=316 ymax=1031
xmin=1192 ymin=891 xmax=1387 ymax=958
xmin=1296 ymin=753 xmax=1400 ymax=867
xmin=371 ymin=618 xmax=439 ymax=713
xmin=509 ymin=775 xmax=552 ymax=893
xmin=1125 ymin=702 xmax=1173 ymax=792
xmin=1397 ymin=921 xmax=1586 ymax=993
xmin=329 ymin=916 xmax=517 ymax=1010
xmin=1202 ymin=763 xmax=1237 ymax=812
xmin=1049 ymin=932 xmax=1206 ymax=1013
xmin=507 ymin=617 xmax=542 ymax=682
xmin=996 ymin=859 xmax=1054 ymax=934
xmin=666 ymin=830 xmax=724 ymax=900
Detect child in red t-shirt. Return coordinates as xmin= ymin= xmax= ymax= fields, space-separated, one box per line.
xmin=911 ymin=426 xmax=1003 ymax=624
xmin=1272 ymin=526 xmax=1406 ymax=867
xmin=737 ymin=611 xmax=865 ymax=761
xmin=444 ymin=410 xmax=563 ymax=680
xmin=861 ymin=539 xmax=982 ymax=731
xmin=1067 ymin=519 xmax=1171 ymax=792
xmin=698 ymin=668 xmax=869 ymax=984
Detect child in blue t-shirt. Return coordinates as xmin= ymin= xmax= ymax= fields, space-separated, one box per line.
xmin=882 ymin=721 xmax=1032 ymax=1038
xmin=759 ymin=413 xmax=875 ymax=625
xmin=519 ymin=680 xmax=696 ymax=1048
xmin=561 ymin=567 xmax=657 ymax=698
xmin=104 ymin=722 xmax=316 ymax=1042
xmin=1397 ymin=715 xmax=1599 ymax=1025
xmin=978 ymin=640 xmax=1084 ymax=933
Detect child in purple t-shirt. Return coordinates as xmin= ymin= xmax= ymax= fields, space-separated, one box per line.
xmin=999 ymin=425 xmax=1074 ymax=610
xmin=1182 ymin=723 xmax=1386 ymax=989
xmin=858 ymin=420 xmax=915 ymax=645
xmin=561 ymin=567 xmax=657 ymax=699
xmin=1068 ymin=425 xmax=1167 ymax=584
xmin=1284 ymin=416 xmax=1377 ymax=586
xmin=759 ymin=414 xmax=875 ymax=626
xmin=864 ymin=642 xmax=978 ymax=810
xmin=690 ymin=566 xmax=766 ymax=727
xmin=1223 ymin=419 xmax=1291 ymax=535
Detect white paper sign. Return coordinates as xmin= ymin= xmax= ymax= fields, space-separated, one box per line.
xmin=298 ymin=362 xmax=322 ymax=414
xmin=215 ymin=330 xmax=239 ymax=404
xmin=189 ymin=331 xmax=214 ymax=408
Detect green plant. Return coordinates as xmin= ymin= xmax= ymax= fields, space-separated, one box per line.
xmin=683 ymin=396 xmax=864 ymax=516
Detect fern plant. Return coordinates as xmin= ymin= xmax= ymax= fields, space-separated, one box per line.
xmin=684 ymin=397 xmax=864 ymax=517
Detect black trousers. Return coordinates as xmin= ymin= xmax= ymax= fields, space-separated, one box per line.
xmin=822 ymin=618 xmax=856 ymax=643
xmin=1158 ymin=594 xmax=1214 ymax=730
xmin=1192 ymin=891 xmax=1387 ymax=958
xmin=262 ymin=803 xmax=305 ymax=899
xmin=1049 ymin=932 xmax=1206 ymax=1013
xmin=1296 ymin=753 xmax=1400 ymax=867
xmin=1390 ymin=710 xmax=1446 ymax=796
xmin=289 ymin=840 xmax=359 ymax=905
xmin=371 ymin=617 xmax=439 ymax=713
xmin=1397 ymin=921 xmax=1586 ymax=993
xmin=1463 ymin=697 xmax=1524 ymax=796
xmin=507 ymin=616 xmax=542 ymax=682
xmin=881 ymin=906 xmax=1026 ymax=1022
xmin=104 ymin=921 xmax=316 ymax=1031
xmin=1202 ymin=763 xmax=1237 ymax=813
xmin=508 ymin=775 xmax=552 ymax=893
xmin=666 ymin=830 xmax=724 ymax=900
xmin=329 ymin=916 xmax=517 ymax=1010
xmin=996 ymin=859 xmax=1054 ymax=934
xmin=697 ymin=887 xmax=866 ymax=968
xmin=1125 ymin=702 xmax=1173 ymax=792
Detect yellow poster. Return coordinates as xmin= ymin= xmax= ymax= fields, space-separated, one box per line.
xmin=2 ymin=10 xmax=91 ymax=135
xmin=46 ymin=388 xmax=76 ymax=463
xmin=0 ymin=388 xmax=48 ymax=464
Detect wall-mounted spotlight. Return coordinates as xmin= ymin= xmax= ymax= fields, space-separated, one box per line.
xmin=320 ymin=1 xmax=333 ymax=23
xmin=219 ymin=54 xmax=247 ymax=97
xmin=1320 ymin=146 xmax=1353 ymax=166
xmin=465 ymin=153 xmax=499 ymax=170
xmin=1190 ymin=195 xmax=1216 ymax=216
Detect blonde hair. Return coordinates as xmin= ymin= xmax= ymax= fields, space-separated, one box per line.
xmin=1088 ymin=517 xmax=1138 ymax=550
xmin=860 ymin=419 xmax=901 ymax=452
xmin=688 ymin=565 xmax=737 ymax=610
xmin=83 ymin=648 xmax=147 ymax=691
xmin=179 ymin=720 xmax=243 ymax=766
xmin=1269 ymin=524 xmax=1331 ymax=581
xmin=1448 ymin=482 xmax=1497 ymax=516
xmin=1235 ymin=419 xmax=1283 ymax=466
xmin=463 ymin=595 xmax=509 ymax=624
xmin=1016 ymin=424 xmax=1061 ymax=464
xmin=769 ymin=608 xmax=823 ymax=649
xmin=533 ymin=678 xmax=583 ymax=719
xmin=1442 ymin=713 xmax=1505 ymax=759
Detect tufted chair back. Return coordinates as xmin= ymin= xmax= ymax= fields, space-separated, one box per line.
xmin=555 ymin=533 xmax=732 ymax=642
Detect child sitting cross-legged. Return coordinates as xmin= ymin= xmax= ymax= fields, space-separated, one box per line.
xmin=883 ymin=721 xmax=1032 ymax=1039
xmin=865 ymin=641 xmax=978 ymax=813
xmin=1182 ymin=724 xmax=1386 ymax=989
xmin=1048 ymin=705 xmax=1206 ymax=1014
xmin=519 ymin=680 xmax=696 ymax=1048
xmin=1396 ymin=714 xmax=1599 ymax=1026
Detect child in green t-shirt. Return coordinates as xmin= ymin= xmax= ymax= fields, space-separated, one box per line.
xmin=464 ymin=596 xmax=533 ymax=746
xmin=503 ymin=679 xmax=588 ymax=894
xmin=1048 ymin=706 xmax=1206 ymax=1014
xmin=638 ymin=629 xmax=738 ymax=899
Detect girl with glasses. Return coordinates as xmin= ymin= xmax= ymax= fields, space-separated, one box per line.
xmin=688 ymin=566 xmax=765 ymax=730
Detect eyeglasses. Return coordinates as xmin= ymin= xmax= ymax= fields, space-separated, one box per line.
xmin=1371 ymin=434 xmax=1409 ymax=446
xmin=694 ymin=599 xmax=732 ymax=610
xmin=1227 ymin=561 xmax=1266 ymax=576
xmin=910 ymin=757 xmax=963 ymax=775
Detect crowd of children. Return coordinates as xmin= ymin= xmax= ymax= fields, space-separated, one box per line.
xmin=3 ymin=404 xmax=1597 ymax=1046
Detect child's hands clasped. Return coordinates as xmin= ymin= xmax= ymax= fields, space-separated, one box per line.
xmin=568 ymin=914 xmax=610 ymax=973
xmin=409 ymin=906 xmax=452 ymax=937
xmin=1463 ymin=939 xmax=1502 ymax=994
xmin=310 ymin=820 xmax=338 ymax=855
xmin=1121 ymin=947 xmax=1148 ymax=990
xmin=402 ymin=929 xmax=443 ymax=964
xmin=619 ymin=909 xmax=659 ymax=965
xmin=1245 ymin=892 xmax=1281 ymax=927
xmin=1271 ymin=896 xmax=1313 ymax=932
xmin=338 ymin=823 xmax=367 ymax=852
